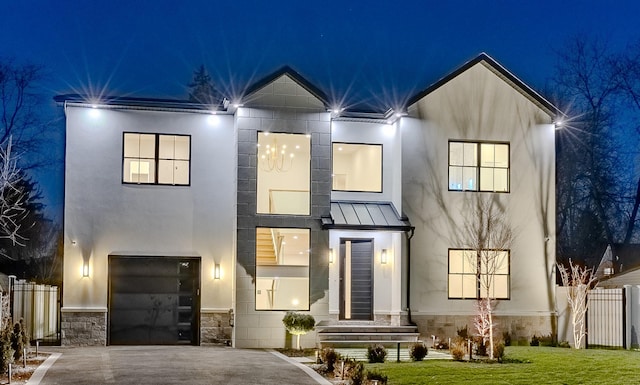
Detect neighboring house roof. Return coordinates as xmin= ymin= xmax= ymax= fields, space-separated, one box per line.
xmin=242 ymin=65 xmax=330 ymax=108
xmin=595 ymin=243 xmax=640 ymax=280
xmin=53 ymin=94 xmax=227 ymax=112
xmin=597 ymin=263 xmax=640 ymax=288
xmin=322 ymin=201 xmax=413 ymax=232
xmin=406 ymin=52 xmax=561 ymax=118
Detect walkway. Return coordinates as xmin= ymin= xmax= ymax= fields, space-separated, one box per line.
xmin=33 ymin=346 xmax=328 ymax=385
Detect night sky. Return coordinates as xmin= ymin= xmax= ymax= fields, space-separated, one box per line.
xmin=2 ymin=0 xmax=640 ymax=220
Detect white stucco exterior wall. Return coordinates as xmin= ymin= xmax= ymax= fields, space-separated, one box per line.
xmin=63 ymin=106 xmax=237 ymax=315
xmin=402 ymin=62 xmax=556 ymax=325
xmin=331 ymin=120 xmax=402 ymax=211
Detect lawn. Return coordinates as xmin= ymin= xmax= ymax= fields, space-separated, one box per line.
xmin=366 ymin=346 xmax=640 ymax=385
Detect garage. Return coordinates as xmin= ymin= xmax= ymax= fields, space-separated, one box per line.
xmin=108 ymin=256 xmax=200 ymax=345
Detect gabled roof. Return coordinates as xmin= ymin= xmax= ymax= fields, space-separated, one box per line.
xmin=243 ymin=65 xmax=330 ymax=108
xmin=53 ymin=94 xmax=226 ymax=113
xmin=406 ymin=53 xmax=561 ymax=118
xmin=322 ymin=201 xmax=413 ymax=232
xmin=597 ymin=243 xmax=640 ymax=275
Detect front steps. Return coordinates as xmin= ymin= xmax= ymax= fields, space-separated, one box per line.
xmin=316 ymin=321 xmax=420 ymax=348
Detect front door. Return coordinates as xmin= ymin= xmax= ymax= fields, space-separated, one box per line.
xmin=339 ymin=239 xmax=373 ymax=320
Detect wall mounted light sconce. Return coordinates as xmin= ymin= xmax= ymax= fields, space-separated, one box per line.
xmin=329 ymin=248 xmax=334 ymax=264
xmin=554 ymin=120 xmax=564 ymax=130
xmin=381 ymin=249 xmax=388 ymax=265
xmin=82 ymin=259 xmax=90 ymax=277
xmin=214 ymin=263 xmax=221 ymax=280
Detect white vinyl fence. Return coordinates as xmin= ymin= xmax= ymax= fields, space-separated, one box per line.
xmin=11 ymin=279 xmax=59 ymax=343
xmin=557 ymin=285 xmax=640 ymax=349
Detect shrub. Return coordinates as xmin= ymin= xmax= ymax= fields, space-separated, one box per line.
xmin=366 ymin=369 xmax=388 ymax=384
xmin=409 ymin=342 xmax=428 ymax=361
xmin=538 ymin=334 xmax=556 ymax=347
xmin=493 ymin=342 xmax=505 ymax=362
xmin=0 ymin=322 xmax=14 ymax=373
xmin=435 ymin=340 xmax=449 ymax=350
xmin=474 ymin=337 xmax=487 ymax=356
xmin=502 ymin=331 xmax=512 ymax=346
xmin=457 ymin=325 xmax=469 ymax=339
xmin=335 ymin=357 xmax=357 ymax=380
xmin=367 ymin=344 xmax=387 ymax=363
xmin=450 ymin=340 xmax=466 ymax=361
xmin=282 ymin=312 xmax=315 ymax=350
xmin=320 ymin=347 xmax=341 ymax=372
xmin=558 ymin=340 xmax=571 ymax=348
xmin=350 ymin=362 xmax=365 ymax=385
xmin=530 ymin=334 xmax=540 ymax=346
xmin=11 ymin=319 xmax=25 ymax=361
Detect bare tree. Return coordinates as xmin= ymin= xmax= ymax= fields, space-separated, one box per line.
xmin=0 ymin=59 xmax=49 ymax=170
xmin=553 ymin=36 xmax=640 ymax=264
xmin=464 ymin=197 xmax=513 ymax=360
xmin=0 ymin=137 xmax=28 ymax=250
xmin=557 ymin=259 xmax=597 ymax=349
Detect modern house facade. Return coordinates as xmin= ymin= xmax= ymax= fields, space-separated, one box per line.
xmin=57 ymin=53 xmax=558 ymax=347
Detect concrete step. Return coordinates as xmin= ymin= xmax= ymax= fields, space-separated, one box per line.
xmin=317 ymin=332 xmax=420 ymax=342
xmin=316 ymin=325 xmax=418 ymax=334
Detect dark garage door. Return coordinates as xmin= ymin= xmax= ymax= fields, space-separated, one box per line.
xmin=109 ymin=256 xmax=200 ymax=345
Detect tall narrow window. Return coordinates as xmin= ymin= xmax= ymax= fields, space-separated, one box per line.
xmin=449 ymin=141 xmax=509 ymax=192
xmin=332 ymin=143 xmax=382 ymax=192
xmin=123 ymin=133 xmax=190 ymax=185
xmin=256 ymin=132 xmax=310 ymax=215
xmin=255 ymin=228 xmax=310 ymax=310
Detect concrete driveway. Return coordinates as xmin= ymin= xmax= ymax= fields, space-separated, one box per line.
xmin=33 ymin=346 xmax=328 ymax=385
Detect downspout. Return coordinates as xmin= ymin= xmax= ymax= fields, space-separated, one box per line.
xmin=405 ymin=227 xmax=416 ymax=325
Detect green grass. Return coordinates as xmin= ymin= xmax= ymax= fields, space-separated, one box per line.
xmin=366 ymin=346 xmax=640 ymax=385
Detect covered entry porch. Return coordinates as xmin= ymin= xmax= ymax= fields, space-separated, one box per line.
xmin=320 ymin=201 xmax=417 ymax=346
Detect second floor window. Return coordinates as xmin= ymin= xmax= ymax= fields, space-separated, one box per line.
xmin=256 ymin=132 xmax=310 ymax=215
xmin=449 ymin=141 xmax=509 ymax=192
xmin=123 ymin=133 xmax=190 ymax=185
xmin=332 ymin=143 xmax=382 ymax=192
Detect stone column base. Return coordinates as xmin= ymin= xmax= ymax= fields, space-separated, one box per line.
xmin=201 ymin=310 xmax=233 ymax=345
xmin=61 ymin=310 xmax=107 ymax=346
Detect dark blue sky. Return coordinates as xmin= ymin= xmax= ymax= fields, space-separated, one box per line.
xmin=2 ymin=0 xmax=640 ymax=219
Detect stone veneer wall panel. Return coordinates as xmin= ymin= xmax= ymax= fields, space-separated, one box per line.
xmin=201 ymin=311 xmax=233 ymax=345
xmin=412 ymin=314 xmax=555 ymax=345
xmin=61 ymin=311 xmax=106 ymax=346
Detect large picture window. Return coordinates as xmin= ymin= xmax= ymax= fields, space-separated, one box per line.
xmin=123 ymin=133 xmax=190 ymax=185
xmin=255 ymin=228 xmax=309 ymax=310
xmin=332 ymin=143 xmax=382 ymax=192
xmin=256 ymin=132 xmax=310 ymax=215
xmin=448 ymin=249 xmax=510 ymax=299
xmin=449 ymin=141 xmax=509 ymax=192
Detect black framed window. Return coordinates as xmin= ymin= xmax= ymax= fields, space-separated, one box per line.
xmin=449 ymin=141 xmax=509 ymax=192
xmin=123 ymin=133 xmax=190 ymax=185
xmin=332 ymin=143 xmax=382 ymax=192
xmin=448 ymin=249 xmax=510 ymax=299
xmin=255 ymin=227 xmax=310 ymax=310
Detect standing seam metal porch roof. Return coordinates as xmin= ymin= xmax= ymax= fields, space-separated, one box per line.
xmin=322 ymin=201 xmax=413 ymax=231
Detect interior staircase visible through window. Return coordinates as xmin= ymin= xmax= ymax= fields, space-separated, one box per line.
xmin=256 ymin=228 xmax=278 ymax=265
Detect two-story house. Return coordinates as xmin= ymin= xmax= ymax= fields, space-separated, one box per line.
xmin=56 ymin=53 xmax=558 ymax=348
